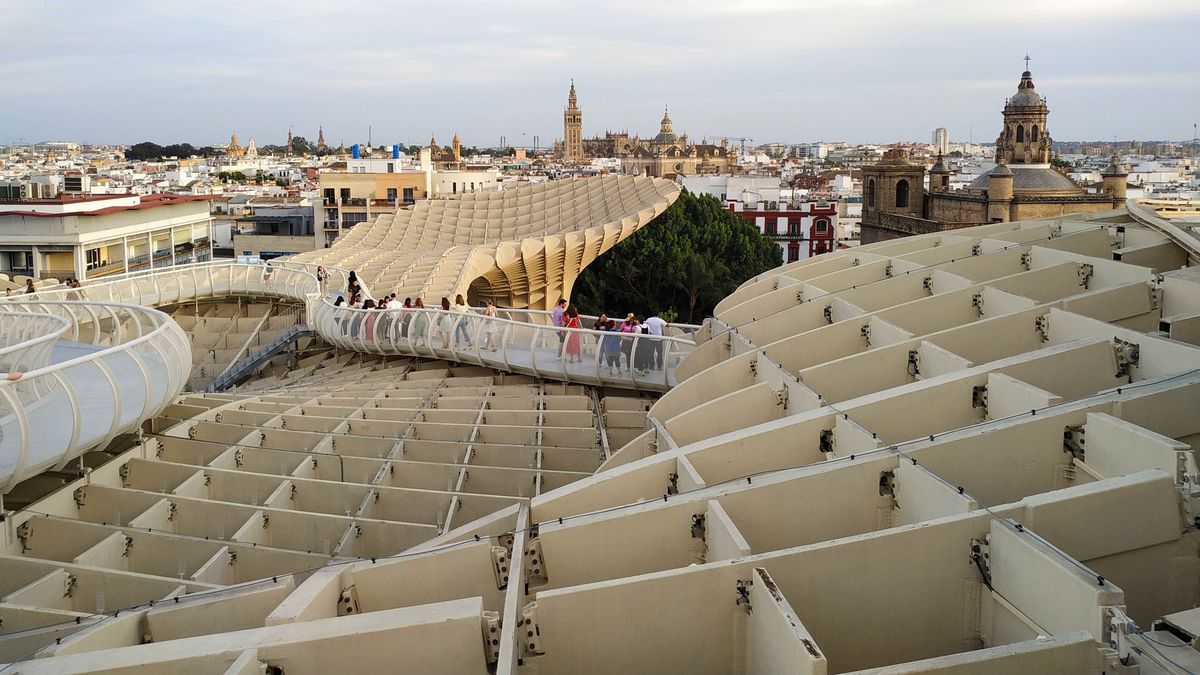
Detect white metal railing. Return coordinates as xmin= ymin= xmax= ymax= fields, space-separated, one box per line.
xmin=0 ymin=301 xmax=191 ymax=492
xmin=0 ymin=311 xmax=70 ymax=374
xmin=311 ymin=303 xmax=695 ymax=391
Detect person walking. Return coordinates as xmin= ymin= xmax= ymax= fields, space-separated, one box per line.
xmin=602 ymin=319 xmax=622 ymax=374
xmin=619 ymin=313 xmax=638 ymax=373
xmin=316 ymin=265 xmax=329 ymax=296
xmin=551 ymin=298 xmax=567 ymax=358
xmin=453 ymin=294 xmax=472 ymax=346
xmin=24 ymin=279 xmax=36 ymax=294
xmin=409 ymin=298 xmax=428 ymax=347
xmin=437 ymin=297 xmax=454 ymax=348
xmin=563 ymin=304 xmax=582 ymax=364
xmin=644 ymin=312 xmax=668 ymax=370
xmin=482 ymin=301 xmax=500 ymax=351
xmin=401 ymin=297 xmax=413 ymax=339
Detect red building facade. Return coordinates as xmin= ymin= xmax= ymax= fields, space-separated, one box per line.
xmin=727 ymin=200 xmax=838 ymax=264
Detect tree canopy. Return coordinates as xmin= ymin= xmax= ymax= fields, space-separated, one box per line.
xmin=571 ymin=189 xmax=781 ymax=323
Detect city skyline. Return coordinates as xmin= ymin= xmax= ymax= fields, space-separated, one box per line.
xmin=3 ymin=0 xmax=1199 ymax=146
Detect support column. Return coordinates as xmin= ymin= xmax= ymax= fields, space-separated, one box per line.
xmin=122 ymin=236 xmax=129 ymax=274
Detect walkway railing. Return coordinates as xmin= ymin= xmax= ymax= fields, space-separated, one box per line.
xmin=0 ymin=301 xmax=191 ymax=492
xmin=311 ymin=303 xmax=695 ymax=391
xmin=23 ymin=261 xmax=696 ymax=391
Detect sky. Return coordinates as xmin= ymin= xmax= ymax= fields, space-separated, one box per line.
xmin=2 ymin=0 xmax=1199 ymax=148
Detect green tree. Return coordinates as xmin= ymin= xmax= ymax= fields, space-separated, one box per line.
xmin=1050 ymin=155 xmax=1074 ymax=170
xmin=572 ymin=189 xmax=781 ymax=322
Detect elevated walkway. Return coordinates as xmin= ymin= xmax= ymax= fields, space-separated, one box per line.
xmin=0 ymin=260 xmax=695 ymax=493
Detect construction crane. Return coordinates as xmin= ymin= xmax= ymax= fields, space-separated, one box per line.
xmin=711 ymin=136 xmax=754 ymax=157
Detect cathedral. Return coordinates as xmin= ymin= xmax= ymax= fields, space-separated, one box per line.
xmin=556 ymin=82 xmax=738 ymax=178
xmin=861 ymin=68 xmax=1129 ymax=243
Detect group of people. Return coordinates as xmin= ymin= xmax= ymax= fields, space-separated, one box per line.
xmin=328 ymin=272 xmax=670 ymax=376
xmin=4 ymin=277 xmax=83 ymax=298
xmin=551 ymin=298 xmax=670 ymax=375
xmin=332 ymin=279 xmax=503 ymax=353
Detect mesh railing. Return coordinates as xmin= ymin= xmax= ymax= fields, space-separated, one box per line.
xmin=311 ymin=303 xmax=695 ymax=391
xmin=0 ymin=301 xmax=191 ymax=492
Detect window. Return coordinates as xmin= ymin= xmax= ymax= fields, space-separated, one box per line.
xmin=403 ymin=188 xmax=415 ymax=203
xmin=452 ymin=182 xmax=457 ymax=194
xmin=323 ymin=188 xmax=335 ymax=205
xmin=1016 ymin=125 xmax=1025 ymax=143
xmin=386 ymin=188 xmax=397 ymax=203
xmin=867 ymin=179 xmax=876 ymax=209
xmin=86 ymin=248 xmax=100 ymax=269
xmin=895 ymin=179 xmax=909 ymax=208
xmin=339 ymin=188 xmax=351 ymax=202
xmin=387 ymin=162 xmax=395 ymax=173
xmin=814 ymin=218 xmax=830 ymax=234
xmin=788 ymin=218 xmax=801 ymax=236
xmin=1031 ymin=125 xmax=1039 ymax=142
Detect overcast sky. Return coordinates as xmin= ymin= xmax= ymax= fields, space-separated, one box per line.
xmin=3 ymin=0 xmax=1198 ymax=147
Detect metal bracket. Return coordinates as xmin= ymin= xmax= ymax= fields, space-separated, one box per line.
xmin=234 ymin=449 xmax=244 ymax=468
xmin=773 ymin=386 xmax=789 ymax=410
xmin=63 ymin=573 xmax=77 ymax=598
xmin=691 ymin=513 xmax=707 ymax=540
xmin=823 ymin=305 xmax=833 ymax=323
xmin=518 ymin=602 xmax=545 ymax=657
xmin=795 ymin=289 xmax=803 ymax=303
xmin=1077 ymin=263 xmax=1094 ymax=289
xmin=860 ymin=323 xmax=871 ymax=347
xmin=971 ymin=292 xmax=984 ymax=317
xmin=338 ymin=585 xmax=360 ymax=616
xmin=970 ymin=536 xmax=992 ymax=590
xmin=16 ymin=521 xmax=31 ymax=552
xmin=1063 ymin=425 xmax=1085 ymax=461
xmin=922 ymin=275 xmax=934 ymax=295
xmin=524 ymin=538 xmax=547 ymax=585
xmin=878 ymin=470 xmax=896 ymax=497
xmin=1112 ymin=338 xmax=1140 ymax=379
xmin=666 ymin=472 xmax=679 ymax=496
xmin=819 ymin=429 xmax=834 ymax=454
xmin=971 ymin=244 xmax=982 ymax=256
xmin=482 ymin=610 xmax=501 ymax=665
xmin=884 ymin=263 xmax=894 ymax=277
xmin=907 ymin=350 xmax=921 ymax=377
xmin=1019 ymin=252 xmax=1031 ymax=270
xmin=73 ymin=487 xmax=86 ymax=509
xmin=491 ymin=533 xmax=515 ymax=589
xmin=122 ymin=536 xmax=134 ymax=557
xmin=289 ymin=483 xmax=298 ymax=501
xmin=262 ymin=513 xmax=270 ymax=529
xmin=736 ymin=578 xmax=753 ymax=614
xmin=748 ymin=358 xmax=758 ymax=377
xmin=1034 ymin=313 xmax=1050 ymax=343
xmin=119 ymin=462 xmax=131 ymax=487
xmin=972 ymin=385 xmax=988 ymax=414
xmin=227 ymin=550 xmax=237 ymax=566
xmin=167 ymin=501 xmax=177 ymax=522
xmin=203 ymin=472 xmax=212 ymax=487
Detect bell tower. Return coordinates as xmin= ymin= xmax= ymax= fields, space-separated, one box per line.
xmin=563 ymin=80 xmax=584 ymax=163
xmin=995 ymin=59 xmax=1052 ymax=165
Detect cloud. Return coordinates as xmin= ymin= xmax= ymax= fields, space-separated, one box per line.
xmin=1 ymin=0 xmax=1197 ymax=144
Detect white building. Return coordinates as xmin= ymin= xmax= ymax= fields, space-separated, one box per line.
xmin=0 ymin=191 xmax=213 ymax=283
xmin=931 ymin=127 xmax=950 ymax=155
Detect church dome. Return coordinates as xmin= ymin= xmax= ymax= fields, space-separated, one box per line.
xmin=1007 ymin=71 xmax=1045 ymax=107
xmin=654 ymin=108 xmax=678 ymax=145
xmin=969 ymin=164 xmax=1082 ymax=194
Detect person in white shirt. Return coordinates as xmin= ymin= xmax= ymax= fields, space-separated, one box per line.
xmin=386 ymin=294 xmax=404 ymax=310
xmin=643 ymin=314 xmax=668 ymax=370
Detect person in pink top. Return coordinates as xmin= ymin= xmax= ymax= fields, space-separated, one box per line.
xmin=619 ymin=313 xmax=639 ymax=373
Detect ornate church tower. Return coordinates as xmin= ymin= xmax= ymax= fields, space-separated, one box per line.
xmin=995 ymin=64 xmax=1052 ymax=165
xmin=316 ymin=127 xmax=327 ymax=152
xmin=563 ymin=80 xmax=584 ymax=163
